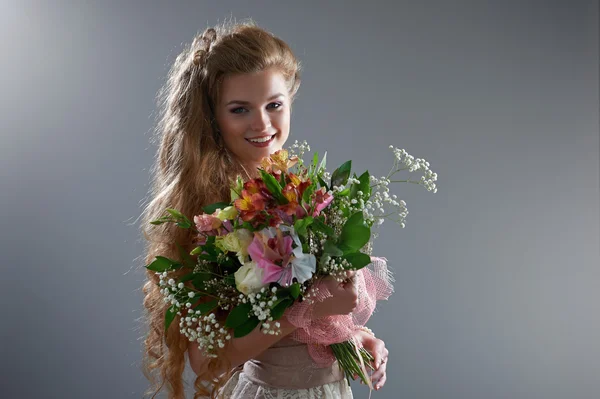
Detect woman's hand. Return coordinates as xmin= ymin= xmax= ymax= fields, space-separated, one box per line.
xmin=312 ymin=270 xmax=359 ymax=319
xmin=354 ymin=329 xmax=389 ymax=390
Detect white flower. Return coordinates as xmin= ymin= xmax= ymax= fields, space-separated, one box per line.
xmin=279 ymin=225 xmax=316 ymax=284
xmin=234 ymin=261 xmax=267 ymax=295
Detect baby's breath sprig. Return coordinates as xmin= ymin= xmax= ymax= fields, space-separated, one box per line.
xmin=361 ymin=146 xmax=438 ymax=228
xmin=383 ymin=146 xmax=438 ymax=193
xmin=288 ymin=140 xmax=311 ymax=166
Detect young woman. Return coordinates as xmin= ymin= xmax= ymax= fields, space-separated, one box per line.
xmin=140 ymin=20 xmax=389 ymax=398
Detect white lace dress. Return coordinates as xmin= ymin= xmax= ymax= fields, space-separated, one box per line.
xmin=219 ymin=336 xmax=353 ymax=398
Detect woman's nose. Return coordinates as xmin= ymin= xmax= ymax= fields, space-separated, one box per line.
xmin=250 ymin=110 xmax=271 ymax=132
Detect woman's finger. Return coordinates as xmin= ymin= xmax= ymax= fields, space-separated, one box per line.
xmin=374 ymin=371 xmax=387 ymax=390
xmin=370 ymin=357 xmax=388 ymax=387
xmin=371 ymin=340 xmax=386 ymax=368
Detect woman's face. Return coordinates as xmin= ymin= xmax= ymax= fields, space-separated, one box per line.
xmin=215 ymin=67 xmax=291 ymax=170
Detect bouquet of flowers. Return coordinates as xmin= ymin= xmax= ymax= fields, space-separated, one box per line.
xmin=146 ymin=141 xmax=437 ymax=387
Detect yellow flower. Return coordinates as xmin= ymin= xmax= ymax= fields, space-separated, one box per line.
xmin=216 ymin=206 xmax=238 ymax=221
xmin=271 ymin=149 xmax=298 ymax=173
xmin=260 ymin=149 xmax=299 ymax=174
xmin=215 ymin=232 xmax=240 ymax=253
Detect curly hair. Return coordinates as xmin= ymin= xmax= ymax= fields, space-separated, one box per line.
xmin=139 ymin=19 xmax=301 ymax=398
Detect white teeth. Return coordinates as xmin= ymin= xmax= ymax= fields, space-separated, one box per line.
xmin=248 ymin=135 xmax=274 ymax=143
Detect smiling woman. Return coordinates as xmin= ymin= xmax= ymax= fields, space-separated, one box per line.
xmin=139 ymin=19 xmax=387 ymax=399
xmin=215 ymin=68 xmax=291 ymax=169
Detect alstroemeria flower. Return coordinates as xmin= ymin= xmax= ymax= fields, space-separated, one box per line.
xmin=248 ymin=226 xmax=316 ymax=287
xmin=234 ymin=189 xmax=266 ymax=221
xmin=260 ymin=149 xmax=299 ymax=174
xmin=279 ymin=225 xmax=316 ymax=284
xmin=279 ymin=183 xmax=306 ymax=218
xmin=312 ymin=187 xmax=334 ymax=217
xmin=288 ymin=173 xmax=311 ymax=198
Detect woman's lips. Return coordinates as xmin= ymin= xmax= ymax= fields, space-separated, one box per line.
xmin=246 ymin=134 xmax=275 ymax=147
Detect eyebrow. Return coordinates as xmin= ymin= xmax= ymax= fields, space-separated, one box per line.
xmin=225 ymin=93 xmax=285 ymax=106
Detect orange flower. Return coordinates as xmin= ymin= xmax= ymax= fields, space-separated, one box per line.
xmin=234 ymin=190 xmax=266 ymax=221
xmin=282 ymin=183 xmax=299 ymax=203
xmin=288 ymin=173 xmax=302 ymax=186
xmin=260 ymin=149 xmax=299 ymax=174
xmin=280 ymin=183 xmax=306 ymax=217
xmin=244 ymin=179 xmax=262 ymax=195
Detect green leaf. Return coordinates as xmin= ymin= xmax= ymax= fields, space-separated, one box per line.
xmin=164 ymin=305 xmax=177 ymax=333
xmin=176 ymin=220 xmax=191 ymax=229
xmin=339 ymin=212 xmax=371 ymax=252
xmin=358 ymin=171 xmax=371 ymax=198
xmin=290 ymin=283 xmax=300 ymax=299
xmin=338 ymin=187 xmax=351 ymax=197
xmin=224 ymin=273 xmax=236 ymax=286
xmin=176 ymin=243 xmax=195 ymax=268
xmin=312 ymin=217 xmax=334 ymax=237
xmin=202 ymin=202 xmax=230 ymax=215
xmin=341 ymin=252 xmax=372 ymax=270
xmin=198 ymin=253 xmax=217 ymax=263
xmin=225 ymin=302 xmax=252 ymax=329
xmin=323 ymin=239 xmax=344 ymax=257
xmin=317 ymin=151 xmax=327 ymax=175
xmin=270 ymin=296 xmax=287 ymax=309
xmin=234 ymin=317 xmax=260 ymax=338
xmin=290 ymin=282 xmax=301 ymax=299
xmin=194 ymin=299 xmax=219 ymax=315
xmin=318 ymin=175 xmax=329 ymax=191
xmin=230 ymin=175 xmax=244 ymax=202
xmin=146 ymin=256 xmax=181 ymax=272
xmin=166 ymin=208 xmax=185 ymax=219
xmin=312 ymin=151 xmax=319 ymax=170
xmin=294 ymin=216 xmax=314 ymax=237
xmin=190 ymin=246 xmax=202 ymax=255
xmin=280 ymin=170 xmax=287 ymax=187
xmin=192 ymin=272 xmax=213 ymax=290
xmin=301 ymin=184 xmax=316 ymax=207
xmin=260 ymin=170 xmax=288 ymax=204
xmin=331 ymin=160 xmax=352 ymax=189
xmin=308 ymin=151 xmax=319 ymax=177
xmin=179 ymin=272 xmax=196 ymax=283
xmin=270 ymin=298 xmax=293 ymax=320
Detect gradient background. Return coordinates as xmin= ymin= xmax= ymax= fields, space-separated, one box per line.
xmin=1 ymin=1 xmax=598 ymax=398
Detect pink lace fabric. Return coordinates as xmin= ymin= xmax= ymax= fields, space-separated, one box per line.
xmin=284 ymin=257 xmax=394 ymax=366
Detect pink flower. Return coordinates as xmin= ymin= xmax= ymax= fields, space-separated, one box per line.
xmin=247 ymin=227 xmax=294 ymax=286
xmin=312 ymin=187 xmax=334 ymax=217
xmin=194 ymin=213 xmax=222 ymax=232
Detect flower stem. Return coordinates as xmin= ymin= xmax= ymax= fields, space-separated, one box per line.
xmin=330 ymin=340 xmax=375 ymax=386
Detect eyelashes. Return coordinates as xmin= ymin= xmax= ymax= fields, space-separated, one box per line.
xmin=230 ymin=102 xmax=283 ymax=114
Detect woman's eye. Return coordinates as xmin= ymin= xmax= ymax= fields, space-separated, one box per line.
xmin=230 ymin=103 xmax=281 ymax=114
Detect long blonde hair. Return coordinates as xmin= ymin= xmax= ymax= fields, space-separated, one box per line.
xmin=139 ymin=19 xmax=301 ymax=398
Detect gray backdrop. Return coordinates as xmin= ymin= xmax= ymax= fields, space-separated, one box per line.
xmin=1 ymin=1 xmax=598 ymax=398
